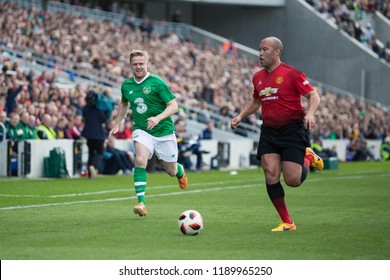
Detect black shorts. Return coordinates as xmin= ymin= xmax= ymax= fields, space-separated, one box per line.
xmin=257 ymin=123 xmax=310 ymax=165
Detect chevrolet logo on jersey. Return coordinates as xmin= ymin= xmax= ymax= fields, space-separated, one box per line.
xmin=259 ymin=87 xmax=278 ymax=96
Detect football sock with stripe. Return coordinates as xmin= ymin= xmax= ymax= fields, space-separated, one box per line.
xmin=304 ymin=156 xmax=312 ymax=169
xmin=266 ymin=182 xmax=293 ymax=224
xmin=176 ymin=163 xmax=184 ymax=179
xmin=134 ymin=167 xmax=146 ymax=204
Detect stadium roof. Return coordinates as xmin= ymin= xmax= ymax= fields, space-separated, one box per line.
xmin=179 ymin=0 xmax=285 ymax=6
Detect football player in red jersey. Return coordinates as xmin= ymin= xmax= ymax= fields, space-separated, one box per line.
xmin=231 ymin=37 xmax=324 ymax=232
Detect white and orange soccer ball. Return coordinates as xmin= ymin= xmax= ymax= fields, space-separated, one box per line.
xmin=178 ymin=210 xmax=204 ymax=235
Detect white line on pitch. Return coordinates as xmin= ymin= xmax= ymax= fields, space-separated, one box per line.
xmin=1 ymin=172 xmax=389 ymax=207
xmin=0 ymin=178 xmax=263 ymax=198
xmin=1 ymin=172 xmax=388 ymax=199
xmin=0 ymin=184 xmax=260 ymax=211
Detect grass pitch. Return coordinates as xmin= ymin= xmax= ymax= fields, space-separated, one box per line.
xmin=0 ymin=161 xmax=389 ymax=260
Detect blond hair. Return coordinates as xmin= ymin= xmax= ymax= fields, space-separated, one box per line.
xmin=129 ymin=50 xmax=149 ymax=63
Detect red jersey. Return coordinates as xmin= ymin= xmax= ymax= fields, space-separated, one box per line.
xmin=252 ymin=62 xmax=314 ymax=129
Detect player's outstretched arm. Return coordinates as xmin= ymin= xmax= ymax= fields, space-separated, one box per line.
xmin=231 ymin=98 xmax=261 ymax=129
xmin=108 ymin=101 xmax=129 ymax=144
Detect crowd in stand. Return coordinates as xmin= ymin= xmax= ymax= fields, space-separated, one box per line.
xmin=0 ymin=2 xmax=261 ymax=126
xmin=1 ymin=1 xmax=390 ymax=168
xmin=306 ymin=0 xmax=390 ymax=62
xmin=63 ymin=0 xmax=390 ymax=63
xmin=306 ymin=0 xmax=390 ymax=21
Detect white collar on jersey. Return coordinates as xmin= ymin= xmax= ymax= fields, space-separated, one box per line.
xmin=134 ymin=72 xmax=150 ymax=84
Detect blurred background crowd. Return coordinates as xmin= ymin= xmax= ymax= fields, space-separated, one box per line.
xmin=1 ymin=0 xmax=390 ymax=174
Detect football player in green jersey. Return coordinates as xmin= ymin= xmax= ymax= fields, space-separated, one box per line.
xmin=108 ymin=50 xmax=188 ymax=217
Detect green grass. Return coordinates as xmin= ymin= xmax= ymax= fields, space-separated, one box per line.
xmin=0 ymin=161 xmax=389 ymax=260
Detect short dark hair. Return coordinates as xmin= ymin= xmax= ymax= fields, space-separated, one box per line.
xmin=86 ymin=90 xmax=97 ymax=106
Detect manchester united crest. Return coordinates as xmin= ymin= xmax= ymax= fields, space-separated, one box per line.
xmin=275 ymin=76 xmax=283 ymax=84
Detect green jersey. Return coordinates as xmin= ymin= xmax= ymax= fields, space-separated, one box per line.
xmin=121 ymin=73 xmax=176 ymax=137
xmin=21 ymin=122 xmax=37 ymax=139
xmin=7 ymin=122 xmax=26 ymax=141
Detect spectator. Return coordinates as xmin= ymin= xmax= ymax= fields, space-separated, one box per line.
xmin=176 ymin=120 xmax=193 ymax=171
xmin=5 ymin=81 xmax=23 ymax=114
xmin=222 ymin=38 xmax=237 ymax=56
xmin=347 ymin=137 xmax=376 ymax=161
xmin=172 ymin=9 xmax=182 ymax=22
xmin=55 ymin=117 xmax=68 ymax=139
xmin=197 ymin=100 xmax=211 ymax=124
xmin=5 ymin=112 xmax=23 ymax=175
xmin=20 ymin=112 xmax=36 ymax=139
xmin=177 ymin=133 xmax=205 ymax=171
xmin=380 ymin=136 xmax=390 ymax=161
xmin=139 ymin=16 xmax=153 ymax=40
xmin=202 ymin=121 xmax=214 ymax=140
xmin=126 ymin=14 xmax=137 ymax=31
xmin=7 ymin=112 xmax=25 ymax=142
xmin=113 ymin=119 xmax=133 ymax=139
xmin=188 ymin=135 xmax=208 ymax=171
xmin=81 ymin=91 xmax=109 ymax=178
xmin=28 ymin=115 xmax=38 ymax=139
xmin=100 ymin=140 xmax=135 ymax=175
xmin=201 ymin=83 xmax=215 ymax=104
xmin=122 ymin=119 xmax=134 ymax=139
xmin=37 ymin=114 xmax=56 ymax=139
xmin=65 ymin=114 xmax=83 ymax=140
xmin=0 ymin=111 xmax=8 ymax=141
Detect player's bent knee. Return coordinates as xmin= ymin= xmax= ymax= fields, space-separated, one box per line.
xmin=135 ymin=158 xmax=148 ymax=167
xmin=284 ymin=178 xmax=301 ymax=188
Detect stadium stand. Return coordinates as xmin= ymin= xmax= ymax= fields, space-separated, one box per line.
xmin=1 ymin=0 xmax=390 ymax=177
xmin=306 ymin=0 xmax=390 ymax=63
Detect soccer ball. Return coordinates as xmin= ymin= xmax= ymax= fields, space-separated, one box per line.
xmin=178 ymin=210 xmax=204 ymax=235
